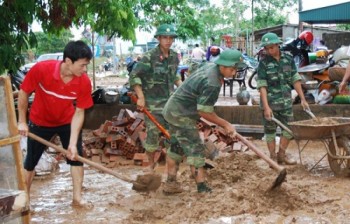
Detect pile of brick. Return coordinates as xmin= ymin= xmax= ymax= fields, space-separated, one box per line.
xmin=83 ymin=108 xmax=146 ymax=168
xmin=83 ymin=109 xmax=242 ymax=168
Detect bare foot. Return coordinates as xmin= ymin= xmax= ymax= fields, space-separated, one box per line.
xmin=71 ymin=200 xmax=94 ymax=209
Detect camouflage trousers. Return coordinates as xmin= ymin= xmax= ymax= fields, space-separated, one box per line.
xmin=166 ymin=123 xmax=206 ymax=168
xmin=263 ymin=108 xmax=294 ymax=142
xmin=143 ymin=113 xmax=169 ymax=153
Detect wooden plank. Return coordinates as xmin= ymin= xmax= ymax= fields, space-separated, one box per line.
xmin=0 ymin=135 xmax=20 ymax=147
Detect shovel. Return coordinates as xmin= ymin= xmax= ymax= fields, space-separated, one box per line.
xmin=28 ymin=132 xmax=161 ymax=192
xmin=271 ymin=108 xmax=318 ymax=137
xmin=128 ymin=93 xmax=170 ymax=139
xmin=304 ymin=108 xmax=317 ymax=119
xmin=235 ymin=133 xmax=287 ymax=190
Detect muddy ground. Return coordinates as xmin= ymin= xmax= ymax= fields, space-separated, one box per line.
xmin=30 ymin=139 xmax=350 ymax=224
xmin=29 ymin=74 xmax=350 ymax=223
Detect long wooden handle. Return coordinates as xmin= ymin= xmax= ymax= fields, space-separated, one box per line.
xmin=128 ymin=93 xmax=171 ymax=139
xmin=235 ymin=133 xmax=285 ymax=172
xmin=28 ymin=132 xmax=134 ymax=183
xmin=271 ymin=117 xmax=294 ymax=136
xmin=304 ymin=108 xmax=316 ymax=119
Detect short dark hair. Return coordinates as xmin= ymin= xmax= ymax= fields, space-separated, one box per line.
xmin=63 ymin=40 xmax=93 ymax=63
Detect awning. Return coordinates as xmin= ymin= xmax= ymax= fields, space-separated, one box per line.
xmin=299 ymin=2 xmax=350 ymax=24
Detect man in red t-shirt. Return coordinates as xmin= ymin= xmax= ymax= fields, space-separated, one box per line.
xmin=18 ymin=40 xmax=93 ymax=208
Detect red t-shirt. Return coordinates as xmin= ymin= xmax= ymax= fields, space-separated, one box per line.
xmin=21 ymin=60 xmax=93 ymax=127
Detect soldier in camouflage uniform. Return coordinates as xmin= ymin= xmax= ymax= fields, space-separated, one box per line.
xmin=257 ymin=32 xmax=310 ymax=165
xmin=162 ymin=49 xmax=245 ymax=193
xmin=129 ymin=24 xmax=182 ymax=172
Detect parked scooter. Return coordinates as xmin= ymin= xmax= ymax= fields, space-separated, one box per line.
xmin=297 ymin=62 xmax=337 ymax=104
xmin=103 ymin=61 xmax=113 ymax=71
xmin=8 ymin=69 xmax=25 ymax=92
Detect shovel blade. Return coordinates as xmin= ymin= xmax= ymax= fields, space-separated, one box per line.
xmin=132 ymin=174 xmax=162 ymax=192
xmin=269 ymin=168 xmax=287 ymax=190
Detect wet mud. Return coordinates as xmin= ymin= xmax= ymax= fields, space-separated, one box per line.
xmin=30 ymin=139 xmax=350 ymax=223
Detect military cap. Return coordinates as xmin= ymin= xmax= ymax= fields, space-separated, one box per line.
xmin=154 ymin=24 xmax=178 ymax=37
xmin=215 ymin=49 xmax=246 ymax=68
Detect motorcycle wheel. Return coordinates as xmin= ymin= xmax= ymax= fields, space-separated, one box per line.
xmin=248 ymin=70 xmax=257 ymax=90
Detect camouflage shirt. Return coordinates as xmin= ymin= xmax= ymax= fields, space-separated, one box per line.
xmin=162 ymin=63 xmax=222 ymax=128
xmin=257 ymin=52 xmax=301 ymax=111
xmin=129 ymin=46 xmax=181 ymax=113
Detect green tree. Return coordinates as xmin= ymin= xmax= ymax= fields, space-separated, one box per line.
xmin=253 ymin=0 xmax=297 ymax=29
xmin=0 ymin=0 xmax=137 ymax=74
xmin=336 ymin=24 xmax=350 ymax=31
xmin=191 ymin=0 xmax=250 ymax=48
xmin=134 ymin=0 xmax=203 ymax=40
xmin=34 ymin=30 xmax=74 ymax=55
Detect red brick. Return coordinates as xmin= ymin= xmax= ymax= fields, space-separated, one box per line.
xmin=83 ymin=137 xmax=98 ymax=145
xmin=106 ymin=161 xmax=117 ymax=168
xmin=102 ymin=120 xmax=113 ymax=133
xmin=113 ymin=118 xmax=130 ymax=126
xmin=128 ymin=118 xmax=143 ymax=134
xmin=101 ymin=153 xmax=110 ymax=164
xmin=134 ymin=111 xmax=145 ymax=120
xmin=133 ymin=153 xmax=149 ymax=166
xmin=91 ymin=148 xmax=100 ymax=155
xmin=125 ymin=109 xmax=136 ymax=121
xmin=104 ymin=146 xmax=124 ymax=156
xmin=94 ymin=140 xmax=104 ymax=149
xmin=110 ymin=141 xmax=117 ymax=149
xmin=208 ymin=134 xmax=218 ymax=143
xmin=106 ymin=134 xmax=125 ymax=143
xmin=116 ymin=109 xmax=126 ymax=121
xmin=109 ymin=155 xmax=119 ymax=162
xmin=91 ymin=155 xmax=101 ymax=163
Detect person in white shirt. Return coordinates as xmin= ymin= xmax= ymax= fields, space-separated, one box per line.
xmin=191 ymin=44 xmax=206 ymax=62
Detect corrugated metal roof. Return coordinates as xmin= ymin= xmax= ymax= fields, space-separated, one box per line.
xmin=299 ymin=2 xmax=350 ymax=24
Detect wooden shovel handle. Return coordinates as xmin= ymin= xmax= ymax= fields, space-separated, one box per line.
xmin=271 ymin=117 xmax=293 ymax=136
xmin=235 ymin=133 xmax=285 ymax=172
xmin=128 ymin=93 xmax=171 ymax=139
xmin=28 ymin=132 xmax=134 ymax=183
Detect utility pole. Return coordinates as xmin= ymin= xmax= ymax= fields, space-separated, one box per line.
xmin=91 ymin=32 xmax=96 ymax=90
xmin=112 ymin=36 xmax=117 ymax=74
xmin=251 ymin=0 xmax=254 ymax=56
xmin=298 ymin=0 xmax=303 ymax=33
xmin=235 ymin=0 xmax=239 ymax=49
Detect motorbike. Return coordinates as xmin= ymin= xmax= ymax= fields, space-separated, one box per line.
xmin=103 ymin=61 xmax=113 ymax=71
xmin=8 ymin=69 xmax=25 ymax=92
xmin=297 ymin=61 xmax=337 ymax=104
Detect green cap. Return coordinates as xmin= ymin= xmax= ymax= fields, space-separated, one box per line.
xmin=154 ymin=24 xmax=178 ymax=37
xmin=215 ymin=49 xmax=246 ymax=68
xmin=260 ymin=32 xmax=282 ymax=48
